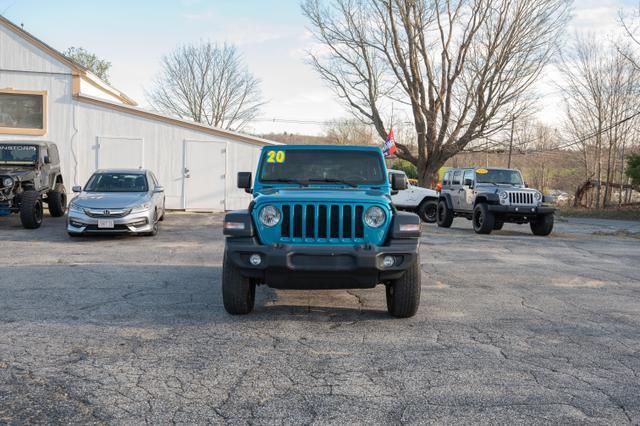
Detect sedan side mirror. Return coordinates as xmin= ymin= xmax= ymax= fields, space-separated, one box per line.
xmin=391 ymin=173 xmax=408 ymax=191
xmin=72 ymin=186 xmax=82 ymax=193
xmin=237 ymin=172 xmax=252 ymax=193
xmin=153 ymin=186 xmax=165 ymax=193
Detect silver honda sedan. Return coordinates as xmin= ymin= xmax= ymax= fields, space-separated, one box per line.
xmin=67 ymin=169 xmax=165 ymax=237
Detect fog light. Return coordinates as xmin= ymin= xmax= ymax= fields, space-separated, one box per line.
xmin=249 ymin=254 xmax=262 ymax=266
xmin=382 ymin=256 xmax=395 ymax=268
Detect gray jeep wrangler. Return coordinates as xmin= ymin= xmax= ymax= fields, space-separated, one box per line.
xmin=0 ymin=141 xmax=67 ymax=229
xmin=437 ymin=167 xmax=555 ymax=236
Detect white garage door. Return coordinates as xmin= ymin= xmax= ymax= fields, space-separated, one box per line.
xmin=183 ymin=140 xmax=226 ymax=211
xmin=96 ymin=137 xmax=144 ymax=169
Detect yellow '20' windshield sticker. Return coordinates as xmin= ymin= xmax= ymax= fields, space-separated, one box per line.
xmin=266 ymin=150 xmax=286 ymax=164
xmin=475 ymin=168 xmax=488 ymax=174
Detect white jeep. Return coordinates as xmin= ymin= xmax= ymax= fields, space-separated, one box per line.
xmin=389 ymin=169 xmax=439 ymax=223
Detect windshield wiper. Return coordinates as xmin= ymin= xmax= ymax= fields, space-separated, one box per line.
xmin=265 ymin=178 xmax=308 ymax=187
xmin=308 ymin=178 xmax=357 ymax=188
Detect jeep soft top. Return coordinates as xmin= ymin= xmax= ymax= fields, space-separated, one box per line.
xmin=222 ymin=145 xmax=422 ymax=318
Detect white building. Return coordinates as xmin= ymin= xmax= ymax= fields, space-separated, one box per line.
xmin=0 ymin=16 xmax=275 ymax=211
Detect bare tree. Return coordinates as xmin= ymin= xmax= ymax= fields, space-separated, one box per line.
xmin=561 ymin=35 xmax=640 ymax=208
xmin=147 ymin=42 xmax=265 ymax=131
xmin=302 ymin=0 xmax=570 ymax=186
xmin=324 ymin=118 xmax=376 ymax=145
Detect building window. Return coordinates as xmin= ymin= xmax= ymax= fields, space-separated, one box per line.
xmin=0 ymin=89 xmax=48 ymax=136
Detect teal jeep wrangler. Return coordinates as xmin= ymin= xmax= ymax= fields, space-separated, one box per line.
xmin=222 ymin=145 xmax=422 ymax=318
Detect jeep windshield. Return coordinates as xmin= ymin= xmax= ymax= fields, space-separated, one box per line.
xmin=84 ymin=173 xmax=149 ymax=193
xmin=259 ymin=149 xmax=386 ymax=186
xmin=0 ymin=144 xmax=38 ymax=165
xmin=476 ymin=169 xmax=523 ymax=185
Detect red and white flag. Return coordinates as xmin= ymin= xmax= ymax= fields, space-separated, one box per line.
xmin=383 ymin=128 xmax=397 ymax=157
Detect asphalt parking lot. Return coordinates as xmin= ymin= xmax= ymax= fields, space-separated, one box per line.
xmin=0 ymin=212 xmax=639 ymax=424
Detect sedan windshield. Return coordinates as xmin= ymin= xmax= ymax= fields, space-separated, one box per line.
xmin=260 ymin=149 xmax=386 ymax=185
xmin=84 ymin=173 xmax=148 ymax=193
xmin=476 ymin=169 xmax=523 ymax=185
xmin=0 ymin=144 xmax=38 ymax=164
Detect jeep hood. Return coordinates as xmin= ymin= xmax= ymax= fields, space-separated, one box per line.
xmin=72 ymin=192 xmax=150 ymax=209
xmin=254 ymin=188 xmax=390 ymax=205
xmin=0 ymin=167 xmax=37 ymax=180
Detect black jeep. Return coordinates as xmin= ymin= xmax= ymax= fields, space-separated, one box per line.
xmin=437 ymin=167 xmax=556 ymax=236
xmin=0 ymin=141 xmax=67 ymax=229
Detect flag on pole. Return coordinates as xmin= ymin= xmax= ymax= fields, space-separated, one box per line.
xmin=383 ymin=128 xmax=397 ymax=157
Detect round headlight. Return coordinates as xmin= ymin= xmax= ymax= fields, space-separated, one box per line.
xmin=2 ymin=177 xmax=13 ymax=188
xmin=259 ymin=205 xmax=281 ymax=227
xmin=534 ymin=192 xmax=542 ymax=201
xmin=499 ymin=191 xmax=508 ymax=199
xmin=364 ymin=206 xmax=386 ymax=228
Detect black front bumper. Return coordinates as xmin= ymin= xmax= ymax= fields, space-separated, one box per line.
xmin=488 ymin=205 xmax=556 ymax=215
xmin=225 ymin=237 xmax=419 ymax=290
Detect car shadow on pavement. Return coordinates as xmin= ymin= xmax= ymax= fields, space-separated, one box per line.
xmin=0 ymin=264 xmax=394 ymax=327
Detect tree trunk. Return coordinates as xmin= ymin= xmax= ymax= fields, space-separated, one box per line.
xmin=417 ymin=159 xmax=443 ymax=189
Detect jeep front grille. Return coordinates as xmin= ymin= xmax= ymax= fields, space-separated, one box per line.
xmin=280 ymin=203 xmax=365 ymax=242
xmin=508 ymin=191 xmax=534 ymax=205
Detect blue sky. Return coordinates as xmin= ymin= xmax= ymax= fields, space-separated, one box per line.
xmin=1 ymin=0 xmax=638 ymax=135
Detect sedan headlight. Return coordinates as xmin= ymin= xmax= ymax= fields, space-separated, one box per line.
xmin=364 ymin=206 xmax=386 ymax=228
xmin=258 ymin=205 xmax=281 ymax=227
xmin=2 ymin=177 xmax=14 ymax=188
xmin=131 ymin=203 xmax=152 ymax=213
xmin=68 ymin=202 xmax=84 ymax=213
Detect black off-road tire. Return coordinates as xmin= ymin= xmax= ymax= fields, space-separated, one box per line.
xmin=472 ymin=203 xmax=495 ymax=234
xmin=418 ymin=199 xmax=438 ymax=223
xmin=47 ymin=183 xmax=67 ymax=217
xmin=20 ymin=191 xmax=44 ymax=229
xmin=222 ymin=250 xmax=256 ymax=315
xmin=386 ymin=256 xmax=421 ymax=318
xmin=530 ymin=213 xmax=554 ymax=236
xmin=436 ymin=200 xmax=454 ymax=228
xmin=493 ymin=221 xmax=504 ymax=231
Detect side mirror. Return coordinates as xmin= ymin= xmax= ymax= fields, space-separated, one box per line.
xmin=237 ymin=172 xmax=252 ymax=193
xmin=153 ymin=186 xmax=165 ymax=193
xmin=391 ymin=173 xmax=408 ymax=191
xmin=44 ymin=156 xmax=51 ymax=164
xmin=72 ymin=186 xmax=82 ymax=193
xmin=464 ymin=178 xmax=474 ymax=187
xmin=524 ymin=182 xmax=529 ymax=188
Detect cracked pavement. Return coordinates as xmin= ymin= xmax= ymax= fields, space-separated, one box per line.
xmin=0 ymin=212 xmax=639 ymax=424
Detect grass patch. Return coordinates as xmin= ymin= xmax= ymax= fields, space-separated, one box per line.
xmin=559 ymin=207 xmax=640 ymax=221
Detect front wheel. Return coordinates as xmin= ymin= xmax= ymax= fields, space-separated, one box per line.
xmin=20 ymin=191 xmax=44 ymax=229
xmin=222 ymin=250 xmax=256 ymax=315
xmin=472 ymin=203 xmax=495 ymax=234
xmin=530 ymin=214 xmax=554 ymax=236
xmin=47 ymin=183 xmax=67 ymax=217
xmin=436 ymin=200 xmax=454 ymax=228
xmin=386 ymin=256 xmax=421 ymax=318
xmin=418 ymin=200 xmax=438 ymax=223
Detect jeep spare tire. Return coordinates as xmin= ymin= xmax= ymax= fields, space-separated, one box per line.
xmin=48 ymin=183 xmax=67 ymax=217
xmin=472 ymin=203 xmax=495 ymax=234
xmin=530 ymin=213 xmax=554 ymax=236
xmin=436 ymin=200 xmax=454 ymax=228
xmin=418 ymin=200 xmax=438 ymax=223
xmin=20 ymin=191 xmax=44 ymax=229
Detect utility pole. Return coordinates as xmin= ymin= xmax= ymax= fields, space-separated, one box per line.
xmin=507 ymin=117 xmax=515 ymax=168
